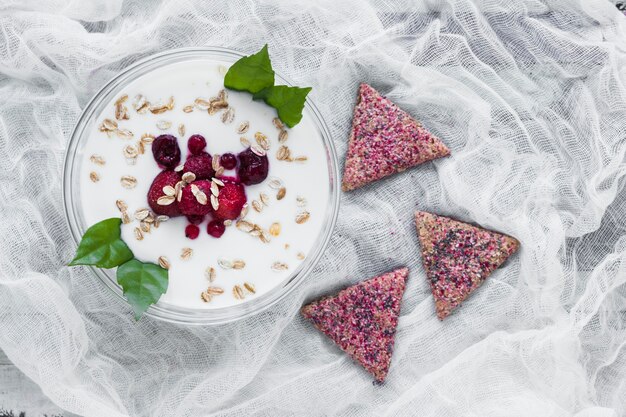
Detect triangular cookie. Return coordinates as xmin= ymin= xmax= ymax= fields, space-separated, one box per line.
xmin=415 ymin=211 xmax=519 ymax=319
xmin=301 ymin=267 xmax=409 ymax=382
xmin=341 ymin=83 xmax=450 ymax=191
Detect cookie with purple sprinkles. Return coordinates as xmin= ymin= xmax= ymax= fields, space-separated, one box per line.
xmin=301 ymin=267 xmax=409 ymax=382
xmin=341 ymin=83 xmax=450 ymax=191
xmin=415 ymin=211 xmax=519 ymax=320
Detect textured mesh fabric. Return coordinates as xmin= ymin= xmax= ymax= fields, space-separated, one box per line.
xmin=1 ymin=0 xmax=626 ymax=416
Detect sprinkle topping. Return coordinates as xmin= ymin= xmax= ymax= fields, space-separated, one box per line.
xmin=342 ymin=83 xmax=450 ymax=191
xmin=301 ymin=267 xmax=408 ymax=382
xmin=415 ymin=211 xmax=519 ymax=320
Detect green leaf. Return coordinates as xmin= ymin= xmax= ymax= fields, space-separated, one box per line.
xmin=253 ymin=85 xmax=312 ymax=128
xmin=224 ymin=44 xmax=275 ymax=94
xmin=116 ymin=259 xmax=168 ymax=320
xmin=69 ymin=218 xmax=133 ymax=268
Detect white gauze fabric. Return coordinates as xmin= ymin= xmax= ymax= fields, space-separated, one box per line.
xmin=1 ymin=0 xmax=626 ymax=416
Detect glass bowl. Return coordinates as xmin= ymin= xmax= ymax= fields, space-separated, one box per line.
xmin=63 ymin=47 xmax=340 ymax=325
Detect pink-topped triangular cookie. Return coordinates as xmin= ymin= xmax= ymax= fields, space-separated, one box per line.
xmin=415 ymin=211 xmax=519 ymax=320
xmin=301 ymin=267 xmax=408 ymax=382
xmin=341 ymin=83 xmax=450 ymax=191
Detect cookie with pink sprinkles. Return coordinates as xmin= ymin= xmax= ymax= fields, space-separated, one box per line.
xmin=341 ymin=83 xmax=450 ymax=191
xmin=301 ymin=267 xmax=408 ymax=382
xmin=415 ymin=211 xmax=519 ymax=320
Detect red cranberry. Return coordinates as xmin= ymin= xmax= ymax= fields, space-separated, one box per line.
xmin=186 ymin=215 xmax=204 ymax=225
xmin=207 ymin=220 xmax=225 ymax=238
xmin=220 ymin=153 xmax=237 ymax=170
xmin=237 ymin=147 xmax=269 ymax=185
xmin=147 ymin=170 xmax=182 ymax=217
xmin=213 ymin=179 xmax=247 ymax=220
xmin=183 ymin=153 xmax=215 ymax=180
xmin=188 ymin=134 xmax=207 ymax=155
xmin=152 ymin=134 xmax=181 ymax=169
xmin=185 ymin=224 xmax=200 ymax=239
xmin=178 ymin=180 xmax=213 ymax=216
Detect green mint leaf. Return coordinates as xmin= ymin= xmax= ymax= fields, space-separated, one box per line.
xmin=224 ymin=44 xmax=275 ymax=94
xmin=253 ymin=85 xmax=312 ymax=128
xmin=116 ymin=259 xmax=168 ymax=320
xmin=69 ymin=218 xmax=133 ymax=268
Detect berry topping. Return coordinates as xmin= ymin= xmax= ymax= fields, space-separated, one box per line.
xmin=207 ymin=220 xmax=226 ymax=238
xmin=152 ymin=134 xmax=181 ymax=169
xmin=237 ymin=147 xmax=269 ymax=185
xmin=187 ymin=134 xmax=207 ymax=155
xmin=213 ymin=179 xmax=247 ymax=220
xmin=147 ymin=170 xmax=182 ymax=217
xmin=178 ymin=180 xmax=213 ymax=216
xmin=220 ymin=153 xmax=237 ymax=170
xmin=186 ymin=215 xmax=205 ymax=225
xmin=183 ymin=153 xmax=215 ymax=180
xmin=185 ymin=224 xmax=200 ymax=240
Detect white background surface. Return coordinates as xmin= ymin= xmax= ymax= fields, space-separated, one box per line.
xmin=1 ymin=0 xmax=626 ymax=416
xmin=0 ymin=349 xmax=74 ymax=416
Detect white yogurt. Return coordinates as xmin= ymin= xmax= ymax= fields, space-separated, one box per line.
xmin=79 ymin=59 xmax=330 ymax=309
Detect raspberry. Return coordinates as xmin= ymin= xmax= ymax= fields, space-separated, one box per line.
xmin=152 ymin=134 xmax=181 ymax=169
xmin=147 ymin=170 xmax=182 ymax=217
xmin=207 ymin=220 xmax=226 ymax=238
xmin=178 ymin=180 xmax=213 ymax=216
xmin=213 ymin=179 xmax=247 ymax=220
xmin=183 ymin=153 xmax=215 ymax=180
xmin=220 ymin=153 xmax=237 ymax=170
xmin=186 ymin=215 xmax=205 ymax=225
xmin=188 ymin=134 xmax=207 ymax=155
xmin=185 ymin=224 xmax=200 ymax=239
xmin=237 ymin=147 xmax=269 ymax=185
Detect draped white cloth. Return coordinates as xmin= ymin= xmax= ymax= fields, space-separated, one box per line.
xmin=1 ymin=0 xmax=625 ymax=416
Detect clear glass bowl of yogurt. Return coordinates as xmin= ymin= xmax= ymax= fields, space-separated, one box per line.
xmin=63 ymin=47 xmax=339 ymax=325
